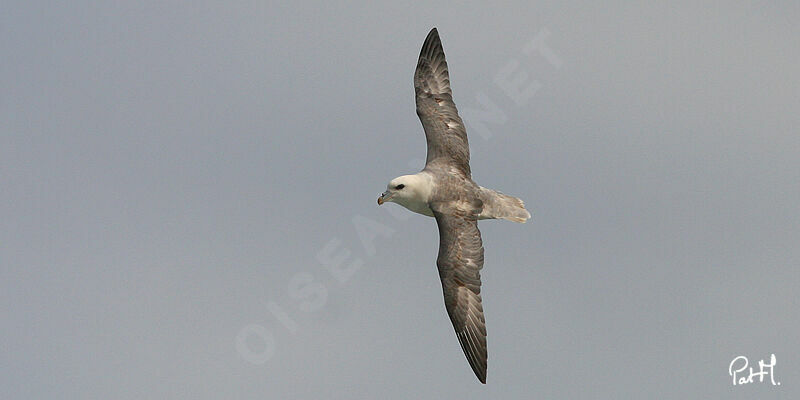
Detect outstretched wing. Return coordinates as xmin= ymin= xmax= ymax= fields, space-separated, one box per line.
xmin=415 ymin=28 xmax=471 ymax=178
xmin=432 ymin=203 xmax=487 ymax=383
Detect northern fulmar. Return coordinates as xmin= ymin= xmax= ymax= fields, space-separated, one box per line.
xmin=377 ymin=28 xmax=531 ymax=384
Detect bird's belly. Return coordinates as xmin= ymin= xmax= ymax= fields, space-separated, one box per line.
xmin=402 ymin=199 xmax=435 ymax=217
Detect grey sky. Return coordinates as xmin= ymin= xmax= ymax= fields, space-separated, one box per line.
xmin=2 ymin=1 xmax=799 ymax=398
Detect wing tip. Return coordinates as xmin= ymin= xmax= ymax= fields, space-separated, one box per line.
xmin=422 ymin=27 xmax=442 ymax=55
xmin=456 ymin=328 xmax=488 ymax=384
xmin=475 ymin=365 xmax=487 ymax=384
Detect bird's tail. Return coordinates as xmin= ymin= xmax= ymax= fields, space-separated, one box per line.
xmin=478 ymin=187 xmax=531 ymax=223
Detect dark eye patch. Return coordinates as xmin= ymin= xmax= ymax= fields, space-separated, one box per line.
xmin=395 ymin=184 xmax=405 ymax=190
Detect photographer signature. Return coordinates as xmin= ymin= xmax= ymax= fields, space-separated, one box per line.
xmin=729 ymin=354 xmax=780 ymax=386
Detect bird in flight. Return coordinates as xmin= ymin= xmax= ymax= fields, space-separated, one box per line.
xmin=378 ymin=28 xmax=531 ymax=384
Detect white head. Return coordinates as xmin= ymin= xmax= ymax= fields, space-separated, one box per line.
xmin=377 ymin=173 xmax=432 ymax=210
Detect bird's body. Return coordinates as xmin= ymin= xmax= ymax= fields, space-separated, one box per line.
xmin=378 ymin=28 xmax=531 ymax=384
xmin=387 ymin=168 xmax=530 ymax=222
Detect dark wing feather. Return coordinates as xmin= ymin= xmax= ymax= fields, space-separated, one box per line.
xmin=415 ymin=28 xmax=471 ymax=178
xmin=432 ymin=203 xmax=487 ymax=383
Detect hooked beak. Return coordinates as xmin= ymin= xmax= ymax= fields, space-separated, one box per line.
xmin=377 ymin=192 xmax=390 ymax=205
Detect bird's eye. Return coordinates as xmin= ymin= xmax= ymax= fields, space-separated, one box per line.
xmin=395 ymin=184 xmax=405 ymax=190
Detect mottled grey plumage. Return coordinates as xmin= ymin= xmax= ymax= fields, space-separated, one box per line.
xmin=378 ymin=28 xmax=531 ymax=384
xmin=415 ymin=28 xmax=471 ymax=178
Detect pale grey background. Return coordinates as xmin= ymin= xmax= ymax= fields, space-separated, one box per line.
xmin=2 ymin=1 xmax=798 ymax=399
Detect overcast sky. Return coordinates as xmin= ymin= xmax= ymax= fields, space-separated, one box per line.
xmin=2 ymin=1 xmax=799 ymax=398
